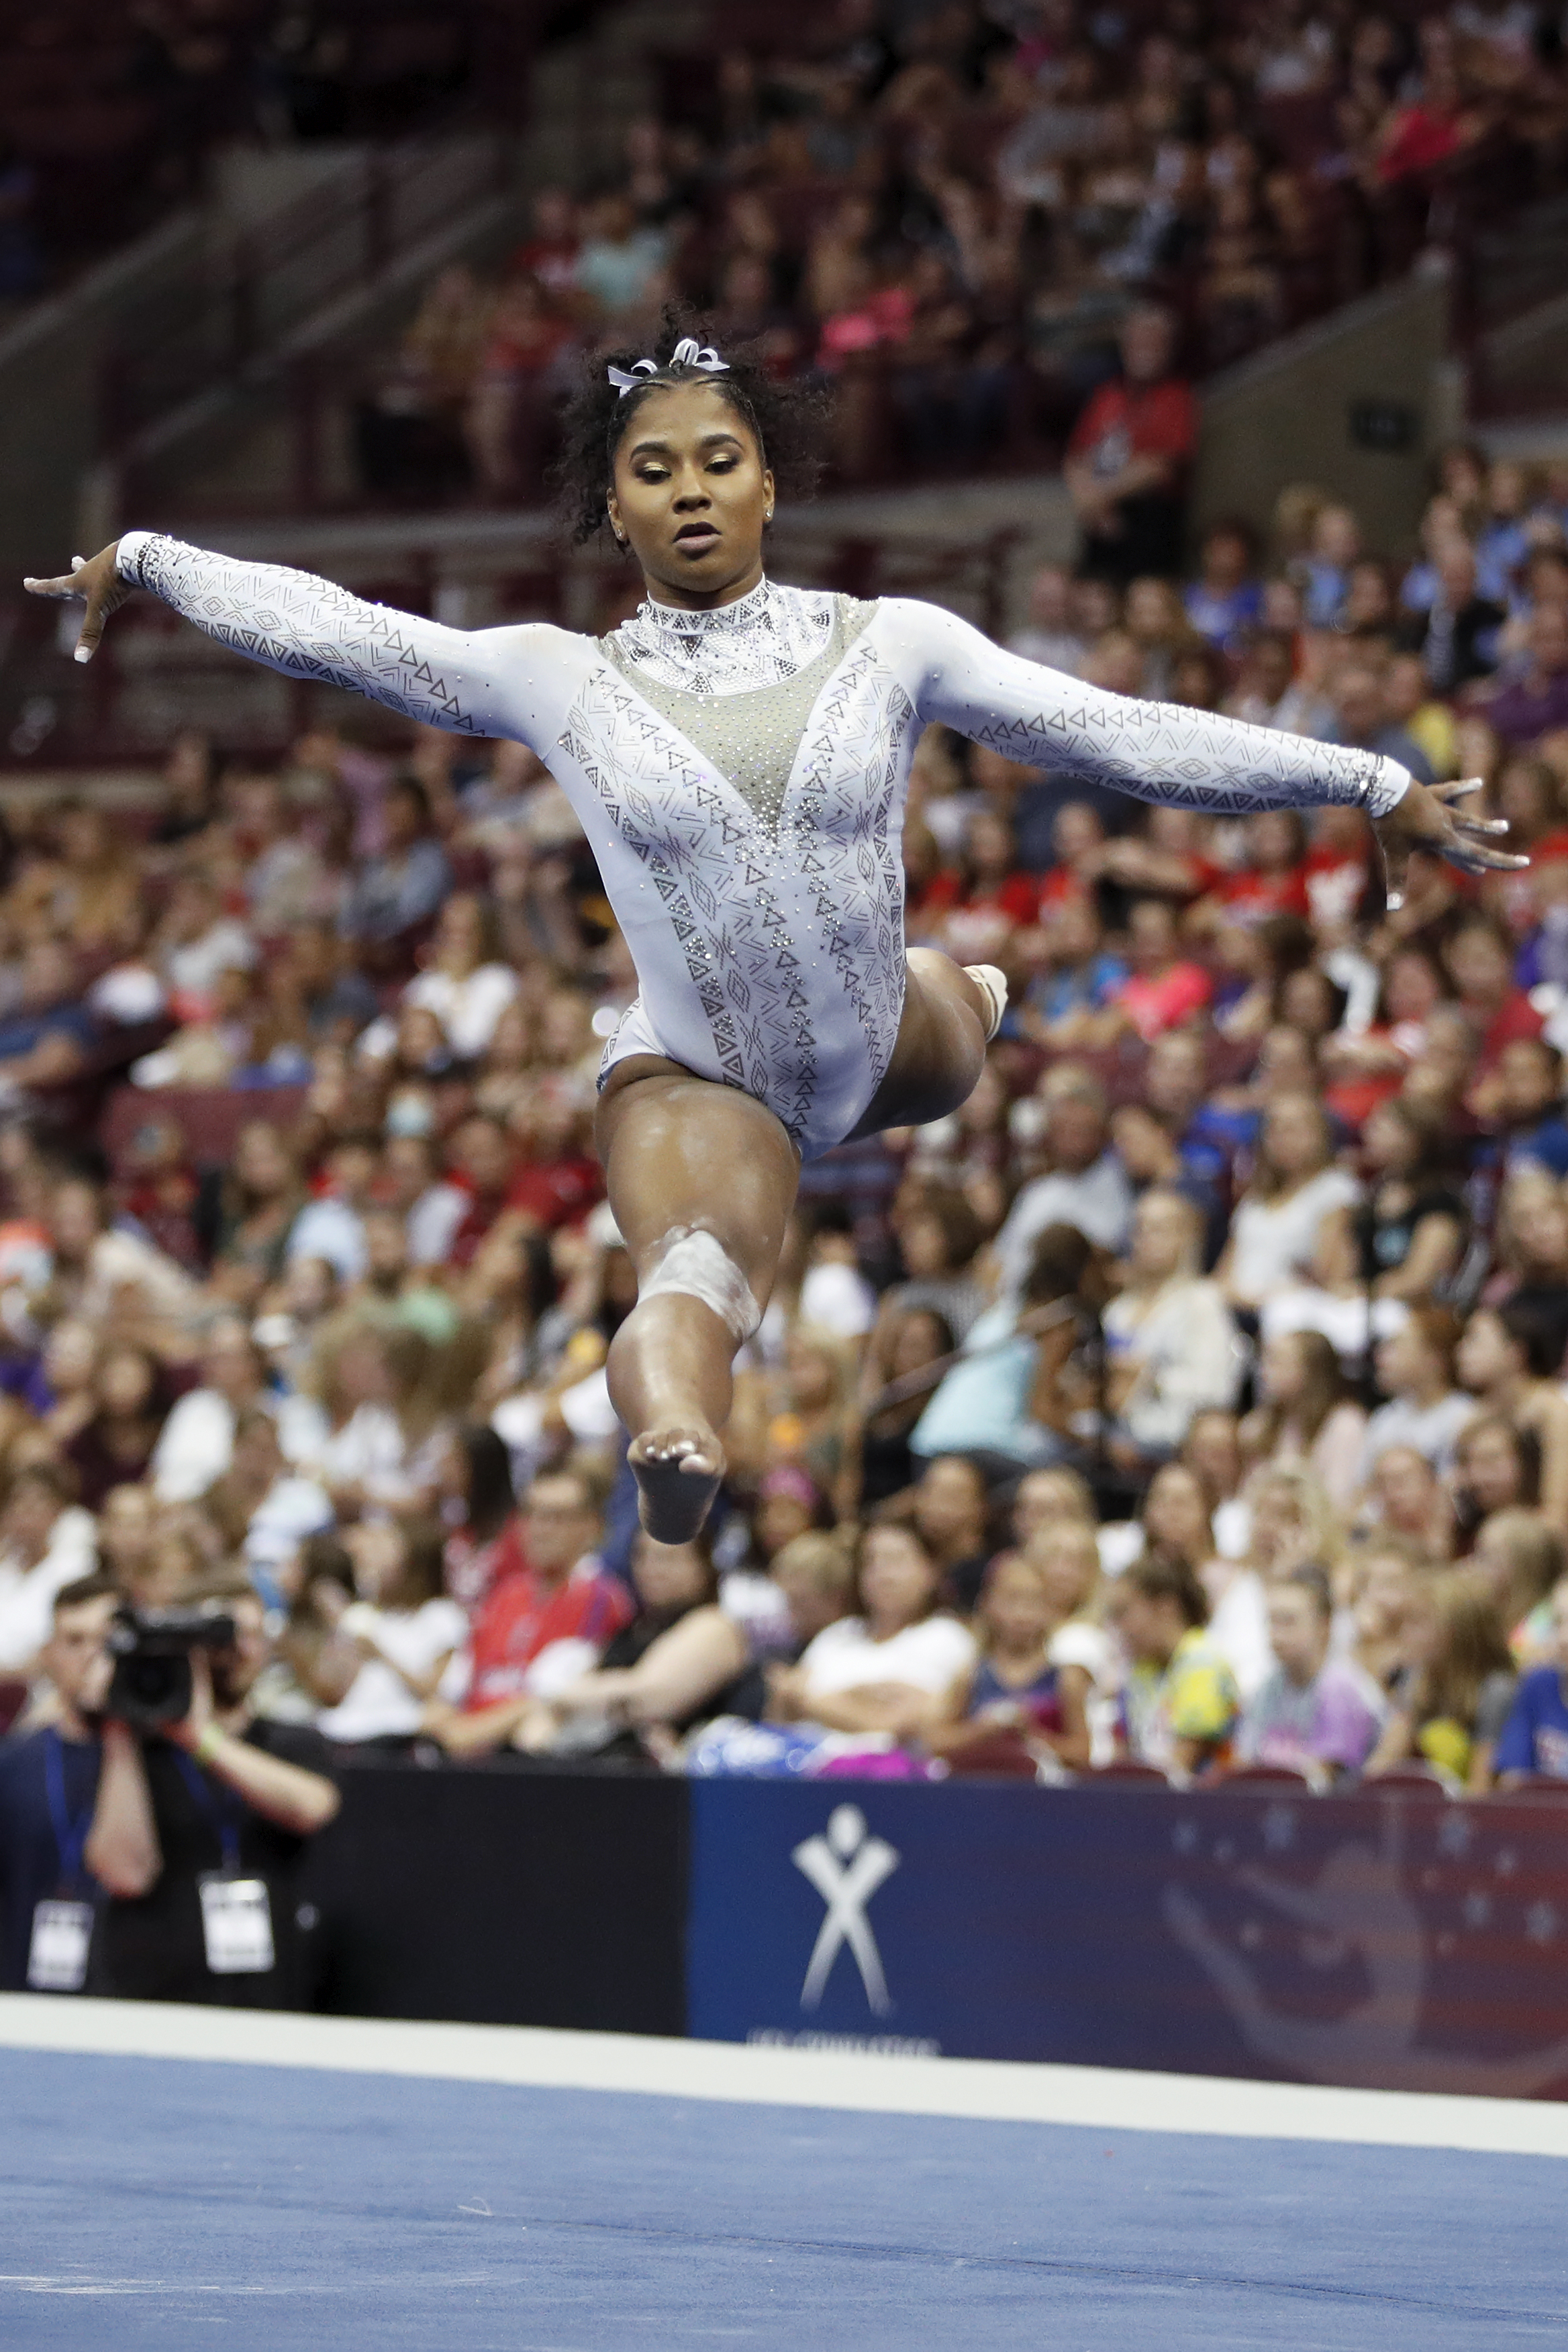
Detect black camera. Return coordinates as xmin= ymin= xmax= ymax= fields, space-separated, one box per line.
xmin=106 ymin=1604 xmax=238 ymax=1731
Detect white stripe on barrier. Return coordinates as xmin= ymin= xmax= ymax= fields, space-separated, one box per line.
xmin=1 ymin=1995 xmax=1566 ymax=2156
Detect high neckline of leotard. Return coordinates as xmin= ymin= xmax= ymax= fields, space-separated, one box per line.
xmin=610 ymin=575 xmax=839 ymax=697
xmin=641 ymin=576 xmax=775 ymax=630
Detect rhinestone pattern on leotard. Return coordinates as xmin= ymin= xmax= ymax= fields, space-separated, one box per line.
xmin=608 ymin=577 xmax=841 ymax=698
xmin=564 ymin=591 xmax=902 ymax=1151
xmin=601 ymin=595 xmax=876 ymax=832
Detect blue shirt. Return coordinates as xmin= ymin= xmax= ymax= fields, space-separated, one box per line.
xmin=1493 ymin=1665 xmax=1568 ymax=1781
xmin=1474 ymin=519 xmax=1530 ymax=603
xmin=338 ymin=840 xmax=453 ymax=943
xmin=1183 ymin=579 xmax=1263 ymax=650
xmin=0 ymin=1728 xmax=101 ymax=1991
xmin=0 ymin=1005 xmax=97 ymax=1063
xmin=1186 ymin=1103 xmax=1257 ymax=1165
xmin=910 ymin=1300 xmax=1065 ymax=1469
xmin=1510 ymin=1120 xmax=1568 ymax=1181
xmin=1474 ymin=1120 xmax=1568 ymax=1187
xmin=1025 ymin=954 xmax=1127 ymax=1026
xmin=1300 ymin=558 xmax=1349 ymax=627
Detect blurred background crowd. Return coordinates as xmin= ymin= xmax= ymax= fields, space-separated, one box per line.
xmin=5 ymin=0 xmax=1568 ymax=2010
xmin=6 ymin=420 xmax=1568 ymax=1853
xmin=356 ymin=0 xmax=1568 ymax=498
xmin=7 ymin=0 xmax=1564 ymax=487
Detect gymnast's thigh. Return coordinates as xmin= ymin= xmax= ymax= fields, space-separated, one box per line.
xmin=842 ymin=948 xmax=987 ymax=1142
xmin=595 ymin=1058 xmax=801 ymax=1304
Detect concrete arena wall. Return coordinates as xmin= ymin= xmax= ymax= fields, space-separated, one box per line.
xmin=1191 ymin=273 xmax=1459 ymax=559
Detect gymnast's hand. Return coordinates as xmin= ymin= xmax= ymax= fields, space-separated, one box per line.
xmin=1371 ymin=775 xmax=1528 ymax=911
xmin=22 ymin=544 xmax=131 ymax=663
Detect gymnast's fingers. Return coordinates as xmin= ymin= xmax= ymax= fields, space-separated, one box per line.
xmin=1375 ymin=830 xmax=1412 ymax=912
xmin=20 ymin=562 xmax=89 ymax=601
xmin=71 ymin=578 xmax=116 ymax=664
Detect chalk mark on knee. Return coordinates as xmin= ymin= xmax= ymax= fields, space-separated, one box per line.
xmin=637 ymin=1226 xmax=762 ymax=1342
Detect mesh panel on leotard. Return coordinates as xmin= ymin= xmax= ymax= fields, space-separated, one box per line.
xmin=601 ymin=596 xmax=876 ymax=833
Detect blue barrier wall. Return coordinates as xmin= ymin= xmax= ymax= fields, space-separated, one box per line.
xmin=685 ymin=1778 xmax=1568 ymax=2096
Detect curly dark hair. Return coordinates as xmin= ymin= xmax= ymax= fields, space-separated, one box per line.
xmin=552 ymin=305 xmax=830 ymax=548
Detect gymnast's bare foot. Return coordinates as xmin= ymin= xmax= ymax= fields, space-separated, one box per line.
xmin=629 ymin=1424 xmax=725 ymax=1543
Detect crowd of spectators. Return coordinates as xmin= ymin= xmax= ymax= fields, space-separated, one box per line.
xmin=11 ymin=421 xmax=1568 ymax=2004
xmin=360 ymin=0 xmax=1568 ymax=498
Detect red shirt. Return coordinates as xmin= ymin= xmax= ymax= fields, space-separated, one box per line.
xmin=505 ymin=1154 xmax=604 ymax=1229
xmin=1477 ymin=991 xmax=1545 ymax=1070
xmin=1039 ymin=867 xmax=1093 ymax=912
xmin=1212 ymin=866 xmax=1309 ymax=924
xmin=466 ymin=1548 xmax=634 ymax=1710
xmin=1067 ymin=377 xmax=1197 ymax=479
xmin=447 ymin=1185 xmax=509 ymax=1269
xmin=1113 ymin=960 xmax=1212 ymax=1041
xmin=1159 ymin=852 xmax=1224 ymax=902
xmin=1378 ymin=104 xmax=1463 ymax=185
xmin=919 ymin=873 xmax=1041 ymax=926
xmin=509 ymin=236 xmax=581 ymax=299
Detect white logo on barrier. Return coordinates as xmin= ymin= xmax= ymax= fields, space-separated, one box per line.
xmin=791 ymin=1804 xmax=900 ymax=2016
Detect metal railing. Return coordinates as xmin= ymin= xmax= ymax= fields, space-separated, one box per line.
xmin=99 ymin=132 xmax=518 ymax=464
xmin=103 ymin=115 xmax=1568 ymax=538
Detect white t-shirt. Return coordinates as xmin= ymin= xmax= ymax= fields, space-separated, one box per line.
xmin=408 ymin=965 xmax=518 ymax=1059
xmin=798 ymin=1259 xmax=877 ymax=1339
xmin=286 ymin=1197 xmax=369 ymax=1282
xmin=1227 ymin=1169 xmax=1361 ymax=1305
xmin=360 ymin=965 xmax=518 ymax=1063
xmin=151 ymin=1387 xmax=322 ymax=1504
xmin=407 ymin=1182 xmax=469 ymax=1267
xmin=305 ymin=1403 xmax=412 ymax=1504
xmin=1203 ymin=1565 xmax=1274 ymax=1703
xmin=318 ymin=1598 xmax=468 ymax=1742
xmin=164 ymin=919 xmax=257 ymax=999
xmin=1101 ymin=1278 xmax=1240 ymax=1449
xmin=152 ymin=1389 xmax=240 ymax=1504
xmin=1359 ymin=1389 xmax=1477 ymax=1483
xmin=1048 ymin=1617 xmax=1116 ymax=1692
xmin=797 ymin=1613 xmax=977 ymax=1702
xmin=244 ymin=1475 xmax=334 ymax=1587
xmin=0 ymin=1508 xmax=98 ymax=1673
xmin=1050 ymin=1616 xmax=1120 ymax=1766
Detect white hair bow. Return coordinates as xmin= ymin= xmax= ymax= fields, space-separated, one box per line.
xmin=606 ymin=337 xmax=730 ymax=396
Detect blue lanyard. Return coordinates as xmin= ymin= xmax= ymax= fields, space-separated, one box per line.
xmin=44 ymin=1729 xmax=93 ymax=1896
xmin=174 ymin=1751 xmax=242 ymax=1875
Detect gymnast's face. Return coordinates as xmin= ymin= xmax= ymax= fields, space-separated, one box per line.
xmin=607 ymin=383 xmax=775 ymax=612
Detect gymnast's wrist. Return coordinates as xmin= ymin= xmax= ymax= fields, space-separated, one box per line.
xmin=113 ymin=530 xmax=154 ymax=586
xmin=1363 ymin=760 xmax=1410 ymax=820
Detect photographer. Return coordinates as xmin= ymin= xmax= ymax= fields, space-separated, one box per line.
xmin=87 ymin=1572 xmax=340 ymax=2007
xmin=0 ymin=1574 xmax=118 ymax=1992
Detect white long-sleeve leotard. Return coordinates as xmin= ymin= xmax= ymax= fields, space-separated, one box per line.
xmin=115 ymin=532 xmax=1408 ymax=1159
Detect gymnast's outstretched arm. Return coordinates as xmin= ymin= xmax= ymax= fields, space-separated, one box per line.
xmin=889 ymin=597 xmax=1526 ymax=908
xmin=25 ymin=532 xmax=580 ymax=752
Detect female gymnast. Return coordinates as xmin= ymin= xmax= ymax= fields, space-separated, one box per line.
xmin=26 ymin=329 xmax=1523 ymax=1544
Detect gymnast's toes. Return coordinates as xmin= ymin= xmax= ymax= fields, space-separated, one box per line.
xmin=630 ymin=1426 xmax=725 ymax=1541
